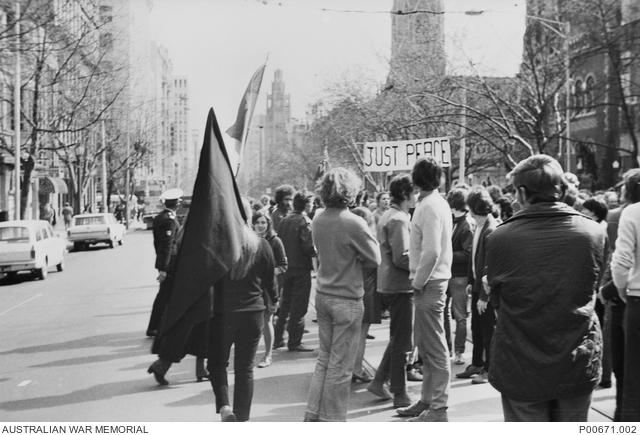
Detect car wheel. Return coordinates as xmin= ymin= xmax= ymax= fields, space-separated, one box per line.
xmin=108 ymin=239 xmax=114 ymax=249
xmin=73 ymin=242 xmax=83 ymax=251
xmin=36 ymin=259 xmax=48 ymax=280
xmin=118 ymin=237 xmax=123 ymax=246
xmin=6 ymin=271 xmax=17 ymax=280
xmin=56 ymin=256 xmax=65 ymax=272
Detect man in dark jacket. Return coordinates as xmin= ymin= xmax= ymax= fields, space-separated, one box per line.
xmin=274 ymin=192 xmax=316 ymax=351
xmin=486 ymin=155 xmax=606 ymax=421
xmin=271 ymin=185 xmax=294 ymax=234
xmin=146 ymin=190 xmax=182 ymax=337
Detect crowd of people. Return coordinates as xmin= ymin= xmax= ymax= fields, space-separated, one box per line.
xmin=145 ymin=154 xmax=640 ymax=423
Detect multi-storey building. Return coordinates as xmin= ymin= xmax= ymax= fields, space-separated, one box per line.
xmin=265 ymin=69 xmax=291 ymax=156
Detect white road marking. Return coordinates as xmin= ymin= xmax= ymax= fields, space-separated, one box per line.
xmin=0 ymin=294 xmax=43 ymax=317
xmin=17 ymin=380 xmax=31 ymax=387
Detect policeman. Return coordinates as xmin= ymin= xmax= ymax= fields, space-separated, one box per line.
xmin=146 ymin=188 xmax=183 ymax=337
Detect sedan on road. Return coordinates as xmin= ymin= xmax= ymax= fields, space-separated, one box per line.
xmin=0 ymin=220 xmax=66 ymax=280
xmin=68 ymin=213 xmax=125 ymax=251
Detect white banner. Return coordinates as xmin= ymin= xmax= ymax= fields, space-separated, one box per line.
xmin=362 ymin=137 xmax=451 ymax=172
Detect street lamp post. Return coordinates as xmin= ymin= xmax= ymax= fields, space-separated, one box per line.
xmin=14 ymin=2 xmax=20 ymax=220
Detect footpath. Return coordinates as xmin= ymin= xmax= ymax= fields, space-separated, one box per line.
xmin=247 ymin=296 xmax=616 ymax=422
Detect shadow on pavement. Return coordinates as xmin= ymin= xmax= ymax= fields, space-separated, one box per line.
xmin=0 ymin=378 xmax=158 ymax=411
xmin=29 ymin=345 xmax=150 ymax=368
xmin=0 ymin=331 xmax=144 ymax=356
xmin=94 ymin=310 xmax=151 ymax=318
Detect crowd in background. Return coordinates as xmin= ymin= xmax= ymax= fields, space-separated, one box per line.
xmin=146 ymin=154 xmax=640 ymax=423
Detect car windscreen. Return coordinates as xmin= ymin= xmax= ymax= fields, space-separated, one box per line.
xmin=74 ymin=216 xmax=106 ymax=226
xmin=0 ymin=227 xmax=30 ymax=243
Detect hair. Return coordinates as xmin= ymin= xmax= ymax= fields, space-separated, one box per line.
xmin=495 ymin=197 xmax=514 ymax=220
xmin=582 ymin=198 xmax=609 ymax=222
xmin=603 ymin=191 xmax=619 ymax=209
xmin=293 ymin=192 xmax=313 ymax=212
xmin=259 ymin=194 xmax=270 ymax=205
xmin=467 ymin=186 xmax=495 ymax=216
xmin=251 ymin=210 xmax=275 ymax=238
xmin=509 ymin=155 xmax=566 ymax=204
xmin=486 ymin=185 xmax=503 ymax=204
xmin=564 ymin=172 xmax=580 ymax=187
xmin=622 ymin=168 xmax=640 ymax=204
xmin=164 ymin=199 xmax=179 ymax=209
xmin=562 ymin=184 xmax=579 ymax=207
xmin=389 ymin=174 xmax=413 ymax=205
xmin=412 ymin=157 xmax=442 ymax=191
xmin=317 ymin=167 xmax=362 ymax=209
xmin=447 ymin=187 xmax=469 ymax=212
xmin=351 ymin=206 xmax=374 ymax=226
xmin=229 ymin=197 xmax=260 ymax=280
xmin=376 ymin=191 xmax=389 ymax=203
xmin=275 ymin=185 xmax=295 ymax=205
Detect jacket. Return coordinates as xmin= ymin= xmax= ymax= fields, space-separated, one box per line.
xmin=377 ymin=205 xmax=411 ymax=293
xmin=451 ymin=213 xmax=474 ymax=278
xmin=278 ymin=212 xmax=316 ymax=271
xmin=215 ymin=238 xmax=277 ymax=313
xmin=153 ymin=209 xmax=180 ymax=272
xmin=467 ymin=215 xmax=498 ymax=300
xmin=486 ymin=202 xmax=606 ymax=401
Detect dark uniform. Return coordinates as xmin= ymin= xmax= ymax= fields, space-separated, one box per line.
xmin=146 ymin=208 xmax=181 ymax=336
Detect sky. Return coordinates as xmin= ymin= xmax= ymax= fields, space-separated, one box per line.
xmin=147 ymin=0 xmax=526 ymax=140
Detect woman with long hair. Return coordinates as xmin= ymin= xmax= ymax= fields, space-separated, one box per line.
xmin=208 ymin=199 xmax=277 ymax=422
xmin=304 ymin=168 xmax=381 ymax=422
xmin=252 ymin=211 xmax=288 ymax=368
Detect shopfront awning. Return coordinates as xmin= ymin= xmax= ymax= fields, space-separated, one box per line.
xmin=39 ymin=176 xmax=69 ymax=194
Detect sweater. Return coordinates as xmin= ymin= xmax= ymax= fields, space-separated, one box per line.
xmin=377 ymin=205 xmax=411 ymax=293
xmin=612 ymin=202 xmax=640 ymax=293
xmin=409 ymin=190 xmax=453 ymax=289
xmin=278 ymin=211 xmax=316 ymax=270
xmin=312 ymin=207 xmax=381 ymax=300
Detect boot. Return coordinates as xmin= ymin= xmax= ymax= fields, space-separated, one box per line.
xmin=147 ymin=358 xmax=172 ymax=385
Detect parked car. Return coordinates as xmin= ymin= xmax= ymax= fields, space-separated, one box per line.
xmin=68 ymin=213 xmax=125 ymax=251
xmin=0 ymin=220 xmax=66 ymax=280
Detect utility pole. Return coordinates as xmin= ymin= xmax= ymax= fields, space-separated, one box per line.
xmin=125 ymin=127 xmax=130 ymax=229
xmin=13 ymin=2 xmax=20 ymax=220
xmin=564 ymin=22 xmax=572 ymax=172
xmin=101 ymin=96 xmax=108 ymax=213
xmin=458 ymin=85 xmax=467 ymax=184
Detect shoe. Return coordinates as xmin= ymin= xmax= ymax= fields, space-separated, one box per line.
xmin=312 ymin=319 xmax=318 ymax=323
xmin=599 ymin=380 xmax=612 ymax=389
xmin=147 ymin=358 xmax=171 ymax=386
xmin=408 ymin=407 xmax=448 ymax=422
xmin=220 ymin=405 xmax=236 ymax=422
xmin=146 ymin=329 xmax=157 ymax=337
xmin=273 ymin=340 xmax=285 ymax=350
xmin=366 ymin=381 xmax=392 ymax=400
xmin=471 ymin=370 xmax=489 ymax=384
xmin=407 ymin=368 xmax=423 ymax=382
xmin=352 ymin=371 xmax=373 ymax=383
xmin=456 ymin=364 xmax=482 ymax=379
xmin=396 ymin=400 xmax=429 ymax=417
xmin=303 ymin=329 xmax=310 ymax=333
xmin=366 ymin=334 xmax=375 ymax=340
xmin=453 ymin=353 xmax=465 ymax=365
xmin=257 ymin=355 xmax=272 ymax=368
xmin=289 ymin=344 xmax=314 ymax=352
xmin=195 ymin=357 xmax=209 ymax=382
xmin=393 ymin=392 xmax=412 ymax=408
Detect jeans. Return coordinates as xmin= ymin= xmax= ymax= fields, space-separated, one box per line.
xmin=447 ymin=277 xmax=468 ymax=354
xmin=274 ymin=269 xmax=312 ymax=348
xmin=471 ymin=291 xmax=496 ymax=370
xmin=501 ymin=392 xmax=592 ymax=422
xmin=621 ymin=296 xmax=640 ymax=422
xmin=207 ymin=311 xmax=263 ymax=422
xmin=373 ymin=293 xmax=414 ymax=394
xmin=414 ymin=279 xmax=450 ymax=409
xmin=610 ymin=302 xmax=626 ymax=421
xmin=306 ymin=292 xmax=363 ymax=422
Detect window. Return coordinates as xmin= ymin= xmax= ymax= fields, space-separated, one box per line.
xmin=0 ymin=227 xmax=29 ymax=243
xmin=573 ymin=78 xmax=584 ymax=114
xmin=74 ymin=216 xmax=106 ymax=226
xmin=584 ymin=76 xmax=595 ymax=112
xmin=40 ymin=228 xmax=48 ymax=240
